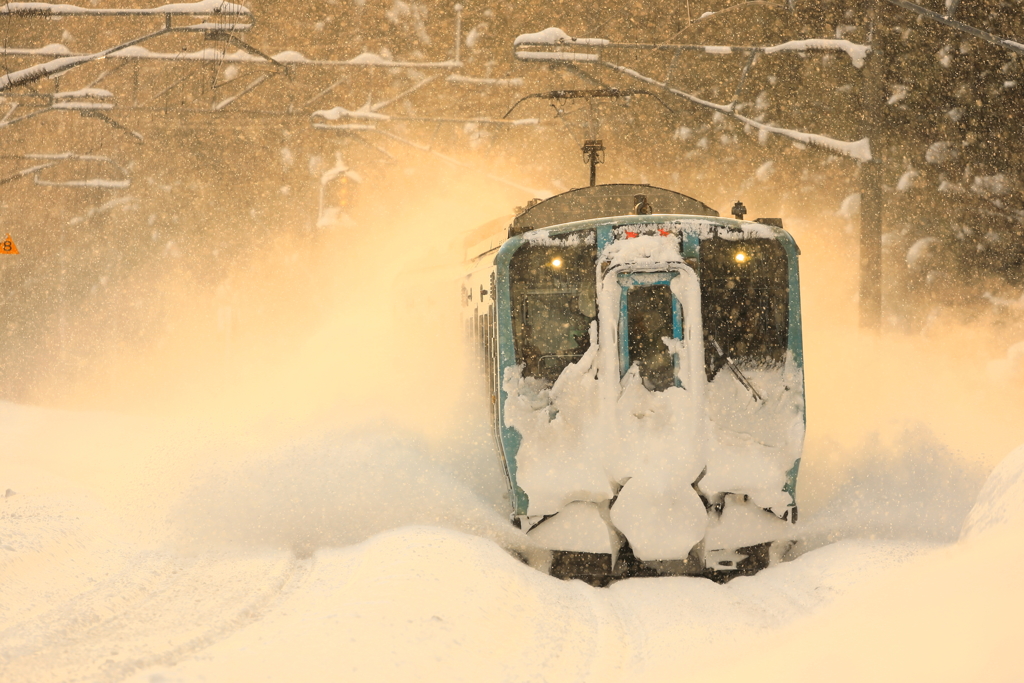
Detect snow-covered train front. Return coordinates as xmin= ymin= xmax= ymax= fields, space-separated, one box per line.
xmin=462 ymin=184 xmax=804 ymax=582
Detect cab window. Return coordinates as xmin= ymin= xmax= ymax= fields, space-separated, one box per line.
xmin=700 ymin=236 xmax=789 ymax=379
xmin=509 ymin=235 xmax=597 ymax=383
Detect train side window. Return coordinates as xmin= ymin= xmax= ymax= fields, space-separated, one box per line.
xmin=699 ymin=236 xmax=789 ymax=380
xmin=510 ymin=236 xmax=598 ymax=383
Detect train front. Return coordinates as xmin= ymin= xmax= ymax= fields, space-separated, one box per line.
xmin=493 ymin=207 xmax=804 ymax=580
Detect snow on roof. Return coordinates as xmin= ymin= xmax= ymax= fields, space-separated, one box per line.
xmin=616 ymin=218 xmax=778 ymax=241
xmin=523 ymin=217 xmax=779 ymax=245
xmin=601 ymin=233 xmax=684 ymax=266
xmin=521 ymin=228 xmax=594 ymax=247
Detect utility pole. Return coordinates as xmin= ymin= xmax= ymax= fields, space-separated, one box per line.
xmin=582 ymin=139 xmax=604 ymax=187
xmin=859 ymin=5 xmax=885 ymax=330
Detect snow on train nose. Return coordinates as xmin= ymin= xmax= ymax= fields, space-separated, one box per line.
xmin=514 ymin=247 xmax=709 ymax=565
xmin=522 ymin=501 xmax=621 ymax=566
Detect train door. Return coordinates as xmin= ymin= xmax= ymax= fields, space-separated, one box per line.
xmin=610 ymin=266 xmax=703 ymax=394
xmin=617 ymin=272 xmax=681 ymax=390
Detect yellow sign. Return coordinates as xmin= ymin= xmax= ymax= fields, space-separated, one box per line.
xmin=1 ymin=234 xmax=18 ymax=255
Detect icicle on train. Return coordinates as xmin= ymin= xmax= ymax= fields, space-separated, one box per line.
xmin=461 ymin=180 xmax=804 ymax=585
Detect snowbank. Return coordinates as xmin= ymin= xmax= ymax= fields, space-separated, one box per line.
xmin=176 ymin=426 xmax=530 ymax=558
xmin=3 ymin=400 xmax=1021 ymax=682
xmin=960 ymin=443 xmax=1024 ymax=541
xmin=987 ymin=341 xmax=1024 ymax=385
xmin=696 ymin=443 xmax=1024 ymax=683
xmin=120 ymin=527 xmax=930 ymax=683
xmin=796 ymin=426 xmax=986 ymax=550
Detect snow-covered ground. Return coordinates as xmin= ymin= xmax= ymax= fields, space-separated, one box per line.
xmin=2 ymin=395 xmax=1022 ymax=682
xmin=3 ymin=211 xmax=1023 ymax=682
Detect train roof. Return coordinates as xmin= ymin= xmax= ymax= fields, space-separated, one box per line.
xmin=509 ymin=183 xmax=719 ymax=237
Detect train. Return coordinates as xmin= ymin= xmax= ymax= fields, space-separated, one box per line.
xmin=461 ymin=183 xmax=805 ymax=584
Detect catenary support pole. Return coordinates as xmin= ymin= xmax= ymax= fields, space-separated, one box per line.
xmin=859 ymin=160 xmax=883 ymax=329
xmin=858 ymin=5 xmax=885 ymax=330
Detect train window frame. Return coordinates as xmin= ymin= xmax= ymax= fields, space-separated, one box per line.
xmin=699 ymin=235 xmax=790 ymax=381
xmin=508 ymin=233 xmax=598 ymax=383
xmin=617 ymin=272 xmax=683 ymax=392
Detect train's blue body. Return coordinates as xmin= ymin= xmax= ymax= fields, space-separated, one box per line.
xmin=462 ymin=184 xmax=804 ymax=582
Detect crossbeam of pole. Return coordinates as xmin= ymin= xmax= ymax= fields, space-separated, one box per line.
xmin=502 ymin=88 xmax=675 ymax=118
xmin=0 ymin=161 xmax=59 ymax=186
xmin=0 ymin=21 xmax=285 ymax=93
xmin=313 ymin=110 xmax=539 ymax=127
xmin=0 ymin=47 xmax=462 ymax=70
xmin=0 ymin=100 xmax=110 ymax=129
xmin=514 ymin=31 xmax=871 ymax=67
xmin=0 ymin=3 xmax=466 ymax=93
xmin=0 ymin=28 xmax=172 ymax=91
xmin=0 ymin=1 xmax=251 ymax=18
xmin=0 ymin=152 xmax=130 ymax=188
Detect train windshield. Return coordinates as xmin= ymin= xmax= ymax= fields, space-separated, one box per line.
xmin=625 ymin=284 xmax=677 ymax=391
xmin=699 ymin=235 xmax=789 ymax=379
xmin=510 ymin=234 xmax=598 ymax=383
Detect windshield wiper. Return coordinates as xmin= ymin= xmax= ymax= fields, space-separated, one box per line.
xmin=710 ymin=337 xmax=763 ymax=402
